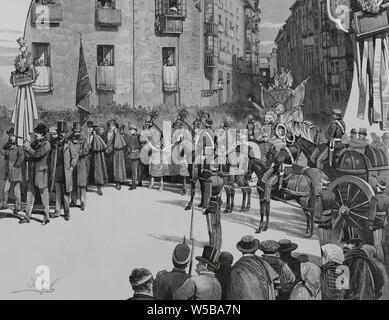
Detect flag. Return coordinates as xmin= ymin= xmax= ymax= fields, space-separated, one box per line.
xmin=76 ymin=38 xmax=92 ymax=125
xmin=76 ymin=38 xmax=92 ymax=108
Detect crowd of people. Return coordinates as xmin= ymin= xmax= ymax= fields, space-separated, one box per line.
xmin=0 ymin=118 xmax=152 ymax=225
xmin=128 ymin=226 xmax=388 ymax=301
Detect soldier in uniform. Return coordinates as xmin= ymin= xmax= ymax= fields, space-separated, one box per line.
xmin=0 ymin=128 xmax=25 ymax=214
xmin=20 ymin=124 xmax=51 ymax=225
xmin=153 ymin=243 xmax=191 ymax=300
xmin=70 ymin=122 xmax=90 ymax=211
xmin=248 ymin=131 xmax=276 ymax=180
xmin=259 ymin=132 xmax=299 ymax=233
xmin=202 ymin=161 xmax=225 ymax=251
xmin=174 ymin=246 xmax=222 ymax=300
xmin=50 ymin=122 xmax=78 ymax=221
xmin=316 ymin=108 xmax=346 ymax=167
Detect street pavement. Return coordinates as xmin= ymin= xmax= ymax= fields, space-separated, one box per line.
xmin=0 ymin=184 xmax=321 ymax=300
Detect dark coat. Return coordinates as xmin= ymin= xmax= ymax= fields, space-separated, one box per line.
xmin=50 ymin=140 xmax=79 ymax=193
xmin=105 ymin=131 xmax=127 ymax=183
xmin=26 ymin=138 xmax=51 ymax=189
xmin=88 ymin=132 xmax=108 ymax=186
xmin=127 ymin=293 xmax=156 ymax=301
xmin=215 ymin=266 xmax=233 ymax=300
xmin=72 ymin=136 xmax=90 ymax=187
xmin=1 ymin=144 xmax=24 ymax=182
xmin=154 ymin=268 xmax=191 ymax=300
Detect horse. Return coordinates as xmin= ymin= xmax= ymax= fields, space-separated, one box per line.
xmin=222 ymin=160 xmax=252 ymax=214
xmin=251 ymin=158 xmax=323 ymax=238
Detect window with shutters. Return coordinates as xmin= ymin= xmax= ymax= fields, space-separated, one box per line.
xmin=96 ymin=45 xmax=116 ymax=91
xmin=155 ymin=0 xmax=186 ymax=34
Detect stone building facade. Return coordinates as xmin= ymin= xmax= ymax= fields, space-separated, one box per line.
xmin=274 ymin=0 xmax=354 ymax=126
xmin=23 ymin=0 xmax=261 ymax=112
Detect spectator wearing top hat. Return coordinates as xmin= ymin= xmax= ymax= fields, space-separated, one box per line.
xmin=0 ymin=128 xmax=25 ymax=214
xmin=128 ymin=268 xmax=156 ymax=301
xmin=343 ymin=226 xmax=385 ymax=300
xmin=70 ymin=122 xmax=90 ymax=211
xmin=259 ymin=240 xmax=296 ymax=300
xmin=21 ymin=123 xmax=51 ymax=225
xmin=86 ymin=121 xmax=108 ymax=196
xmin=154 ymin=243 xmax=191 ymax=300
xmin=174 ymin=246 xmax=222 ymax=300
xmin=105 ymin=119 xmax=127 ymax=191
xmin=278 ymin=239 xmax=302 ymax=285
xmin=49 ymin=122 xmax=79 ymax=221
xmin=215 ymin=251 xmax=234 ymax=300
xmin=124 ymin=124 xmax=142 ymax=190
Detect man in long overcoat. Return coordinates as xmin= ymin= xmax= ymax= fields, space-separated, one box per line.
xmin=50 ymin=122 xmax=78 ymax=221
xmin=21 ymin=123 xmax=51 ymax=225
xmin=70 ymin=122 xmax=89 ymax=211
xmin=86 ymin=121 xmax=108 ymax=196
xmin=1 ymin=128 xmax=25 ymax=214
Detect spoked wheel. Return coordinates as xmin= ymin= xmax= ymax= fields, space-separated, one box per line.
xmin=328 ymin=176 xmax=375 ymax=245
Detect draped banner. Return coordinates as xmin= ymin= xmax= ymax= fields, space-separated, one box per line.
xmin=11 ymin=85 xmax=39 ymax=146
xmin=382 ymin=36 xmax=389 ymax=129
xmin=373 ymin=37 xmax=383 ymax=122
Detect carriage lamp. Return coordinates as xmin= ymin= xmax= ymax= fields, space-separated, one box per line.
xmin=201 ymin=80 xmax=225 ymax=97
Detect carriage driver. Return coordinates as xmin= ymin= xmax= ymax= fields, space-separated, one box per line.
xmin=315 ymin=108 xmax=346 ymax=168
xmin=259 ymin=132 xmax=300 ymax=232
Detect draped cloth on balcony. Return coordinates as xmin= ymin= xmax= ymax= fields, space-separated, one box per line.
xmin=32 ymin=66 xmax=53 ymax=93
xmin=11 ymin=85 xmax=39 ymax=146
xmin=356 ymin=34 xmax=389 ymax=129
xmin=163 ymin=66 xmax=177 ymax=92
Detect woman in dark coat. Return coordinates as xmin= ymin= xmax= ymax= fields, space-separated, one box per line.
xmin=105 ymin=120 xmax=127 ymax=190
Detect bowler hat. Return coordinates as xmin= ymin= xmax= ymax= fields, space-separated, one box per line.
xmin=278 ymin=239 xmax=298 ymax=253
xmin=129 ymin=268 xmax=153 ymax=287
xmin=237 ymin=235 xmax=260 ymax=254
xmin=57 ymin=121 xmax=68 ymax=133
xmin=6 ymin=128 xmax=15 ymax=136
xmin=342 ymin=226 xmax=363 ymax=244
xmin=259 ymin=240 xmax=280 ymax=254
xmin=172 ymin=244 xmax=191 ymax=266
xmin=34 ymin=123 xmax=49 ymax=135
xmin=73 ymin=122 xmax=81 ymax=132
xmin=196 ymin=246 xmax=221 ymax=269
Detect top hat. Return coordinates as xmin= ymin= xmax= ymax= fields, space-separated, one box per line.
xmin=129 ymin=268 xmax=153 ymax=287
xmin=34 ymin=123 xmax=49 ymax=135
xmin=87 ymin=121 xmax=94 ymax=128
xmin=72 ymin=122 xmax=81 ymax=132
xmin=172 ymin=244 xmax=191 ymax=266
xmin=259 ymin=240 xmax=280 ymax=254
xmin=196 ymin=246 xmax=221 ymax=270
xmin=237 ymin=235 xmax=260 ymax=254
xmin=6 ymin=128 xmax=15 ymax=136
xmin=382 ymin=132 xmax=389 ymax=140
xmin=219 ymin=251 xmax=234 ymax=267
xmin=57 ymin=121 xmax=68 ymax=133
xmin=359 ymin=128 xmax=368 ymax=136
xmin=342 ymin=226 xmax=363 ymax=244
xmin=278 ymin=239 xmax=298 ymax=253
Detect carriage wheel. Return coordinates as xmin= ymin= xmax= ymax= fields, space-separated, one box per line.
xmin=327 ymin=176 xmax=375 ymax=245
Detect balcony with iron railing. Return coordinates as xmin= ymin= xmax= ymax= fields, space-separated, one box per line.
xmin=156 ymin=16 xmax=184 ymax=34
xmin=204 ymin=22 xmax=218 ymax=36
